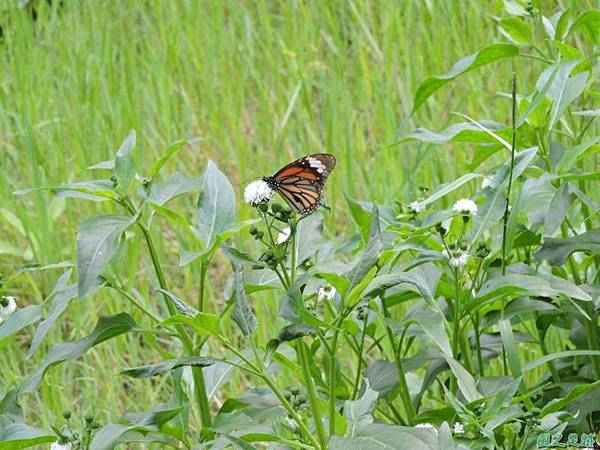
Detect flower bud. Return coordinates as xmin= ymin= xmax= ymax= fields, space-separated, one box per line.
xmin=62 ymin=410 xmax=72 ymax=420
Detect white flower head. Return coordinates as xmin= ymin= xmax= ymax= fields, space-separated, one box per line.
xmin=317 ymin=286 xmax=336 ymax=302
xmin=444 ymin=250 xmax=469 ymax=268
xmin=51 ymin=442 xmax=72 ymax=450
xmin=0 ymin=296 xmax=17 ymax=320
xmin=453 ymin=198 xmax=478 ymax=216
xmin=409 ymin=201 xmax=424 ymax=214
xmin=277 ymin=227 xmax=291 ymax=244
xmin=415 ymin=423 xmax=438 ymax=434
xmin=453 ymin=422 xmax=464 ymax=434
xmin=244 ymin=180 xmax=274 ymax=206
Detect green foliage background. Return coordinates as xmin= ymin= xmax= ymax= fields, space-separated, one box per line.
xmin=0 ymin=0 xmax=597 ymax=439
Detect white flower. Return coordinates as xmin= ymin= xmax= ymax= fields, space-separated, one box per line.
xmin=317 ymin=286 xmax=336 ymax=302
xmin=453 ymin=422 xmax=464 ymax=434
xmin=453 ymin=198 xmax=478 ymax=216
xmin=0 ymin=296 xmax=17 ymax=321
xmin=277 ymin=227 xmax=291 ymax=244
xmin=244 ymin=180 xmax=274 ymax=206
xmin=51 ymin=442 xmax=72 ymax=450
xmin=409 ymin=201 xmax=424 ymax=214
xmin=415 ymin=423 xmax=437 ymax=434
xmin=444 ymin=250 xmax=469 ymax=268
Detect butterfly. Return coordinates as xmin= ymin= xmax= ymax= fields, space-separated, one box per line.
xmin=263 ymin=153 xmax=336 ymax=215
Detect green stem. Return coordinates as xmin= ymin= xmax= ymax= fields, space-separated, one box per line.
xmin=351 ymin=316 xmax=368 ymax=400
xmin=298 ymin=339 xmax=327 ymax=449
xmin=138 ymin=222 xmax=212 ymax=433
xmin=108 ymin=283 xmax=162 ymax=323
xmin=328 ymin=325 xmax=341 ymax=437
xmin=381 ymin=300 xmax=415 ymax=424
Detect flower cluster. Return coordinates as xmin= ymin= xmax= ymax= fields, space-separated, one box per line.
xmin=244 ymin=180 xmax=274 ymax=206
xmin=453 ymin=198 xmax=477 ymax=216
xmin=0 ymin=296 xmax=17 ymax=324
xmin=444 ymin=249 xmax=469 ymax=268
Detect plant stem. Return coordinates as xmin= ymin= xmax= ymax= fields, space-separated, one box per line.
xmin=351 ymin=315 xmax=368 ymax=400
xmin=381 ymin=300 xmax=415 ymax=424
xmin=298 ymin=339 xmax=327 ymax=449
xmin=328 ymin=324 xmax=341 ymax=437
xmin=108 ymin=283 xmax=162 ymax=323
xmin=138 ymin=222 xmax=212 ymax=433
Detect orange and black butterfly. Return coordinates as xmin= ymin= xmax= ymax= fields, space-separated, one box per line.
xmin=263 ymin=153 xmax=336 ymax=215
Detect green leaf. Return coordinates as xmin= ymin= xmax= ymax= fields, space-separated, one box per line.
xmin=15 ymin=180 xmax=118 ymax=202
xmin=230 ymin=264 xmax=257 ymax=337
xmin=121 ymin=356 xmax=215 ymax=379
xmin=77 ymin=215 xmax=133 ymax=297
xmin=444 ymin=357 xmax=482 ymax=402
xmin=156 ymin=288 xmax=198 ymax=316
xmin=365 ymin=360 xmax=398 ymax=398
xmin=419 ymin=173 xmax=480 ymax=207
xmin=399 ymin=121 xmax=508 ymax=146
xmin=293 ymin=213 xmax=324 ymax=264
xmin=407 ymin=43 xmax=519 ymax=117
xmin=148 ymin=140 xmax=187 ymax=178
xmin=567 ymin=10 xmax=600 ymax=44
xmin=364 ymin=271 xmax=436 ymax=309
xmin=91 ymin=406 xmax=182 ymax=450
xmin=343 ymin=206 xmax=382 ymax=293
xmin=470 ymin=274 xmax=591 ymax=305
xmin=161 ymin=312 xmax=220 ymax=337
xmin=535 ymin=228 xmax=600 ymax=265
xmin=522 ymin=350 xmax=600 ymax=373
xmin=330 ymin=423 xmax=438 ymax=450
xmin=114 ymin=130 xmax=137 ymax=192
xmin=544 ymin=182 xmax=569 ymax=236
xmin=555 ymin=136 xmax=600 ymax=173
xmin=467 ymin=187 xmax=506 ymax=244
xmin=499 ymin=319 xmax=521 ymax=379
xmin=148 ymin=172 xmax=203 ymax=206
xmin=498 ymin=17 xmax=533 ymax=45
xmin=437 ymin=422 xmax=455 ymax=450
xmin=346 ymin=266 xmax=377 ymax=308
xmin=28 ymin=283 xmax=77 ymax=357
xmin=345 ymin=194 xmax=371 ymax=242
xmin=195 ymin=160 xmax=236 ymax=254
xmin=344 ymin=382 xmax=379 ymax=436
xmin=0 ymin=305 xmax=43 ymax=347
xmin=21 ymin=313 xmax=137 ymax=392
xmin=541 ymin=380 xmax=600 ymax=416
xmin=0 ymin=424 xmax=55 ymax=449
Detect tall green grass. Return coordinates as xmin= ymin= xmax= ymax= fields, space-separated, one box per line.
xmin=0 ymin=0 xmax=593 ymax=432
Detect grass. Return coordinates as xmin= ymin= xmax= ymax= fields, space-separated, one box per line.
xmin=0 ymin=0 xmax=596 ymax=441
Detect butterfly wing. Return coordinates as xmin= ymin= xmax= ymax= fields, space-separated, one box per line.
xmin=266 ymin=154 xmax=336 ymax=215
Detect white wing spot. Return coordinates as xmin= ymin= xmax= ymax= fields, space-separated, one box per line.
xmin=307 ymin=157 xmax=326 ymax=172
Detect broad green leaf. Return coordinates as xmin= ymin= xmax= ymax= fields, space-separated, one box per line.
xmin=87 ymin=160 xmax=115 ymax=170
xmin=221 ymin=244 xmax=264 ymax=268
xmin=366 ymin=360 xmax=398 ymax=398
xmin=114 ymin=130 xmax=136 ymax=192
xmin=556 ymin=136 xmax=600 ymax=173
xmin=544 ymin=182 xmax=569 ymax=236
xmin=471 ymin=274 xmax=590 ymax=305
xmin=161 ymin=312 xmax=220 ymax=336
xmin=294 ymin=213 xmax=323 ymax=264
xmin=343 ymin=206 xmax=382 ymax=293
xmin=399 ymin=121 xmax=508 ymax=146
xmin=21 ymin=313 xmax=137 ymax=392
xmin=15 ymin=180 xmax=117 ymax=202
xmin=420 ymin=173 xmax=481 ymax=207
xmin=195 ymin=160 xmax=236 ymax=253
xmin=437 ymin=422 xmax=455 ymax=450
xmin=91 ymin=406 xmax=182 ymax=450
xmin=444 ymin=357 xmax=482 ymax=402
xmin=567 ymin=10 xmax=600 ymax=44
xmin=280 ymin=283 xmax=329 ymax=328
xmin=407 ymin=43 xmax=519 ymax=116
xmin=0 ymin=305 xmax=43 ymax=347
xmin=535 ymin=229 xmax=600 ymax=265
xmin=230 ymin=264 xmax=257 ymax=337
xmin=148 ymin=140 xmax=187 ymax=178
xmin=523 ymin=350 xmax=600 ymax=372
xmin=0 ymin=424 xmax=55 ymax=449
xmin=150 ymin=204 xmax=190 ymax=228
xmin=487 ymin=146 xmax=538 ymax=189
xmin=498 ymin=17 xmax=533 ymax=45
xmin=77 ymin=215 xmax=133 ymax=297
xmin=344 ymin=382 xmax=378 ymax=436
xmin=330 ymin=423 xmax=438 ymax=450
xmin=28 ymin=284 xmax=77 ymax=357
xmin=364 ymin=271 xmax=435 ymax=308
xmin=541 ymin=380 xmax=600 ymax=416
xmin=204 ymin=360 xmax=235 ymax=399
xmin=121 ymin=356 xmax=215 ymax=379
xmin=148 ymin=172 xmax=203 ymax=206
xmin=345 ymin=193 xmax=373 ymax=242
xmin=415 ymin=312 xmax=452 ymax=357
xmin=346 ymin=266 xmax=377 ymax=307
